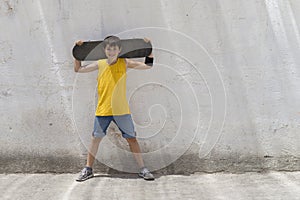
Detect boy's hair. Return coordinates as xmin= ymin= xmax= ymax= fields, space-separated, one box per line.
xmin=103 ymin=35 xmax=121 ymax=49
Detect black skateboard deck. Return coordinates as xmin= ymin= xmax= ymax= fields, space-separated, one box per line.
xmin=72 ymin=38 xmax=152 ymax=61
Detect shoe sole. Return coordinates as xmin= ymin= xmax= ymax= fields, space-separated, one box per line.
xmin=76 ymin=174 xmax=94 ymax=182
xmin=138 ymin=174 xmax=155 ymax=181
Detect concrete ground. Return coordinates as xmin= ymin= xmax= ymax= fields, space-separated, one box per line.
xmin=0 ymin=171 xmax=299 ymax=200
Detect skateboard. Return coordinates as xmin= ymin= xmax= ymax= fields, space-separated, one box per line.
xmin=72 ymin=38 xmax=152 ymax=61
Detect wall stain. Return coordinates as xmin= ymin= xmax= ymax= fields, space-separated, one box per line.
xmin=0 ymin=0 xmax=18 ymax=15
xmin=0 ymin=41 xmax=13 ymax=63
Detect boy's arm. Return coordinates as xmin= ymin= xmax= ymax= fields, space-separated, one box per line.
xmin=125 ymin=56 xmax=153 ymax=70
xmin=74 ymin=60 xmax=98 ymax=73
xmin=73 ymin=40 xmax=98 ymax=73
xmin=126 ymin=37 xmax=154 ymax=70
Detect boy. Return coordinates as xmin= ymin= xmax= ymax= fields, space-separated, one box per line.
xmin=74 ymin=36 xmax=155 ymax=181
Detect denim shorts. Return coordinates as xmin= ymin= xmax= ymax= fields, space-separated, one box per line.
xmin=92 ymin=114 xmax=136 ymax=138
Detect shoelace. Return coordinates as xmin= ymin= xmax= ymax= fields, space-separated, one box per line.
xmin=82 ymin=168 xmax=91 ymax=175
xmin=141 ymin=168 xmax=151 ymax=175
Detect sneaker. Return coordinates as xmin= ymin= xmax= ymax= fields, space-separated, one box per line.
xmin=76 ymin=167 xmax=94 ymax=182
xmin=138 ymin=167 xmax=155 ymax=180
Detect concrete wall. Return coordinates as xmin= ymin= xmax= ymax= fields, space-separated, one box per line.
xmin=1 ymin=0 xmax=299 ymax=173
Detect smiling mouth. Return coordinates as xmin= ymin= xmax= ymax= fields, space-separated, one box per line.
xmin=107 ymin=55 xmax=118 ymax=60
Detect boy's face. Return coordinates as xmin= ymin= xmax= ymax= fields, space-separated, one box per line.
xmin=104 ymin=45 xmax=121 ymax=59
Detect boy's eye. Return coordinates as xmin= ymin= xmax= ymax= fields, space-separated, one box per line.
xmin=106 ymin=46 xmax=118 ymax=51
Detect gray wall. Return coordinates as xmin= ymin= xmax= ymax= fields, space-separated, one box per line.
xmin=1 ymin=0 xmax=299 ymax=173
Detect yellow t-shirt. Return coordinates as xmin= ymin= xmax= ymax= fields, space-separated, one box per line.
xmin=95 ymin=58 xmax=131 ymax=116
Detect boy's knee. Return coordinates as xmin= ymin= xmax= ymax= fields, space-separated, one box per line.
xmin=126 ymin=137 xmax=137 ymax=143
xmin=91 ymin=136 xmax=102 ymax=142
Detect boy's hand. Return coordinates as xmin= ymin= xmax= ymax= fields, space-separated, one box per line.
xmin=74 ymin=40 xmax=83 ymax=62
xmin=143 ymin=37 xmax=151 ymax=43
xmin=75 ymin=40 xmax=84 ymax=46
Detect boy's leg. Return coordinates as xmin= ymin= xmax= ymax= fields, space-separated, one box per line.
xmin=113 ymin=114 xmax=154 ymax=180
xmin=76 ymin=116 xmax=111 ymax=182
xmin=86 ymin=116 xmax=112 ymax=168
xmin=86 ymin=136 xmax=102 ymax=168
xmin=125 ymin=137 xmax=145 ymax=168
xmin=125 ymin=137 xmax=155 ymax=180
xmin=113 ymin=115 xmax=144 ymax=167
